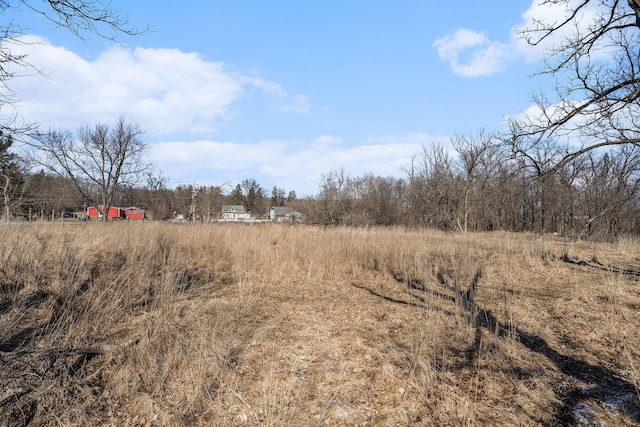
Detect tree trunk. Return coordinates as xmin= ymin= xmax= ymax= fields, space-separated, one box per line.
xmin=2 ymin=173 xmax=10 ymax=222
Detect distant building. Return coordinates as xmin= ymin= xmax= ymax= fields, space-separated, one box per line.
xmin=124 ymin=207 xmax=146 ymax=221
xmin=87 ymin=205 xmax=145 ymax=221
xmin=269 ymin=206 xmax=305 ymax=222
xmin=221 ymin=205 xmax=251 ymax=221
xmin=87 ymin=205 xmax=126 ymax=221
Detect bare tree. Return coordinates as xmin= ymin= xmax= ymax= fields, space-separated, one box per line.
xmin=122 ymin=171 xmax=171 ymax=220
xmin=141 ymin=171 xmax=170 ymax=220
xmin=21 ymin=172 xmax=84 ymax=220
xmin=17 ymin=0 xmax=144 ymax=41
xmin=574 ymin=145 xmax=640 ymax=238
xmin=451 ymin=129 xmax=499 ymax=232
xmin=508 ymin=0 xmax=640 ymax=170
xmin=405 ymin=144 xmax=458 ymax=230
xmin=350 ymin=174 xmax=405 ymax=226
xmin=198 ymin=185 xmax=225 ymax=222
xmin=29 ymin=118 xmax=150 ymax=221
xmin=317 ymin=168 xmax=352 ymax=225
xmin=0 ymin=131 xmax=27 ymax=221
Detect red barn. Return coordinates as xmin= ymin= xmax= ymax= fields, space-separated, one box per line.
xmin=86 ymin=205 xmax=126 ymax=221
xmin=125 ymin=207 xmax=146 ymax=221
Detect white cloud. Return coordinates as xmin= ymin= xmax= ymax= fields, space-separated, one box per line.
xmin=433 ymin=28 xmax=511 ymax=77
xmin=433 ymin=28 xmax=487 ymax=60
xmin=151 ymin=133 xmax=445 ymax=196
xmin=435 ymin=0 xmax=611 ymax=77
xmin=8 ymin=35 xmax=311 ymax=137
xmin=312 ymin=135 xmax=342 ymax=147
xmin=279 ymin=94 xmax=312 ymax=114
xmin=5 ymin=36 xmax=441 ymax=195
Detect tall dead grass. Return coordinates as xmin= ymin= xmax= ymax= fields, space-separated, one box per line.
xmin=1 ymin=223 xmax=638 ymax=425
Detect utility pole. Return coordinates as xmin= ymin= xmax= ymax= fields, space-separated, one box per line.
xmin=190 ymin=184 xmax=198 ymax=223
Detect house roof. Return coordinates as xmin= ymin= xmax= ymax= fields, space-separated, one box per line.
xmin=88 ymin=205 xmax=123 ymax=212
xmin=270 ymin=206 xmax=294 ymax=216
xmin=222 ymin=205 xmax=246 ymax=213
xmin=125 ymin=207 xmax=145 ymax=214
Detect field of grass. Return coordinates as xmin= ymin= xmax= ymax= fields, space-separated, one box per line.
xmin=1 ymin=222 xmax=639 ymax=426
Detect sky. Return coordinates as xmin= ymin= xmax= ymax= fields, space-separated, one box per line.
xmin=4 ymin=1 xmax=583 ymax=195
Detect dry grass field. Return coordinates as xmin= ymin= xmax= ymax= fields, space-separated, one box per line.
xmin=1 ymin=223 xmax=639 ymax=426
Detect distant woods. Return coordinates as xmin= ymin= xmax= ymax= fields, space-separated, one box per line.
xmin=302 ymin=131 xmax=640 ymax=240
xmin=3 ymin=128 xmax=640 ymax=240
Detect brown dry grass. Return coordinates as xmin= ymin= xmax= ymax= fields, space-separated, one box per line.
xmin=0 ymin=223 xmax=639 ymax=426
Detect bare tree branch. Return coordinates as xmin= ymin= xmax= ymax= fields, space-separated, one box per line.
xmin=509 ymin=0 xmax=640 ymax=170
xmin=17 ymin=0 xmax=147 ymax=41
xmin=0 ymin=1 xmax=146 ymax=137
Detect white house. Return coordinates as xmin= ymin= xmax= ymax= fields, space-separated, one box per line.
xmin=221 ymin=205 xmax=251 ymax=221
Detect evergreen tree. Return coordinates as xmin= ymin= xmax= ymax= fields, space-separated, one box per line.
xmin=271 ymin=186 xmax=286 ymax=207
xmin=231 ymin=184 xmax=244 ymax=206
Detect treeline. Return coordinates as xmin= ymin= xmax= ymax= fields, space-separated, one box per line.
xmin=3 ymin=130 xmax=640 ymax=240
xmin=304 ymin=133 xmax=640 ymax=240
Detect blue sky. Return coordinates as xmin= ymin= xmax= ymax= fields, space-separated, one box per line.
xmin=6 ymin=1 xmax=576 ymax=195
